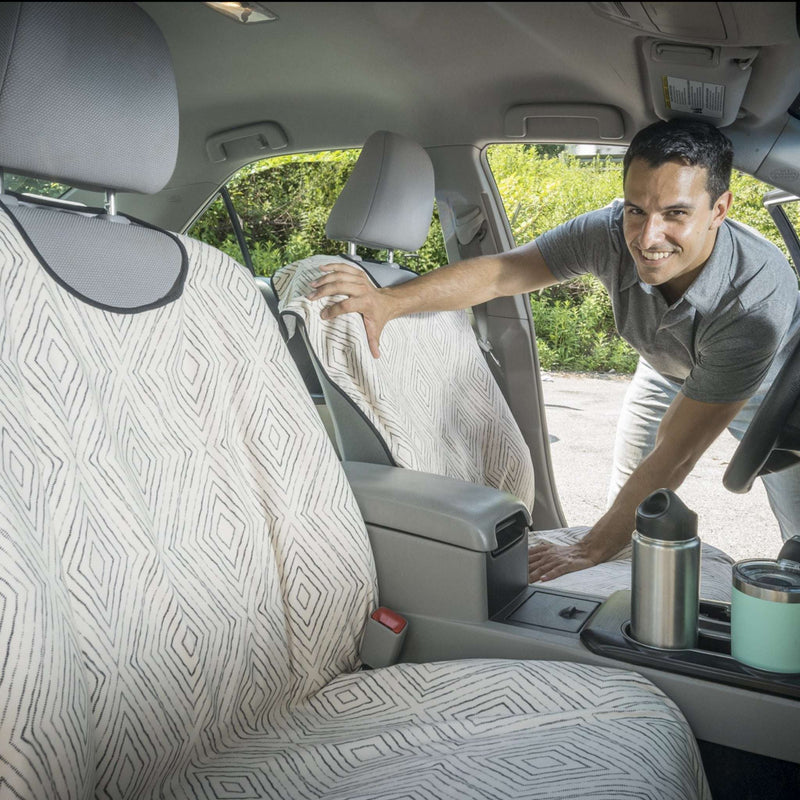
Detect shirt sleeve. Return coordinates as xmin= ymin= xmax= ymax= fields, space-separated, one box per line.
xmin=535 ymin=201 xmax=624 ymax=283
xmin=682 ymin=294 xmax=796 ymax=404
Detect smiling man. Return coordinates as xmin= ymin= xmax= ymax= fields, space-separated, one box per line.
xmin=310 ymin=119 xmax=800 ymax=582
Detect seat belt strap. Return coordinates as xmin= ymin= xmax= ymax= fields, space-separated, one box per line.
xmin=454 ymin=206 xmax=502 ymax=375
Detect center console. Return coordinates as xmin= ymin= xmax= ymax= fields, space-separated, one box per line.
xmin=342 ymin=461 xmax=800 ymax=765
xmin=497 ymin=586 xmax=800 ymax=700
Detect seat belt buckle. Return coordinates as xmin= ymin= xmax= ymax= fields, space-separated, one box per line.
xmin=360 ymin=607 xmax=408 ymax=669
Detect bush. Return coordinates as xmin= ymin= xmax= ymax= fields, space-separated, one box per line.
xmin=192 ymin=144 xmax=796 ymax=375
xmin=487 ymin=145 xmax=798 ymax=374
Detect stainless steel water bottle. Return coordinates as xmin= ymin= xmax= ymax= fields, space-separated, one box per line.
xmin=631 ymin=489 xmax=700 ymax=649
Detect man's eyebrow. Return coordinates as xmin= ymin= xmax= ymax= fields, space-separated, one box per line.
xmin=623 ymin=201 xmax=695 ymax=210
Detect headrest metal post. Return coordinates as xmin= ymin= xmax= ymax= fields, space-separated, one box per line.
xmin=0 ymin=170 xmax=4 ymax=195
xmin=105 ymin=190 xmax=117 ymax=217
xmin=347 ymin=242 xmax=357 ymax=257
xmin=387 ymin=249 xmax=394 ymax=264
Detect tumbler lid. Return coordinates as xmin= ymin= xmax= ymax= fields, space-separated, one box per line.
xmin=635 ymin=489 xmax=698 ymax=542
xmin=733 ymin=559 xmax=800 ymax=603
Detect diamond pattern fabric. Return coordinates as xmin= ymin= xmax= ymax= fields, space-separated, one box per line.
xmin=273 ymin=255 xmax=537 ymax=509
xmin=273 ymin=256 xmax=733 ymax=602
xmin=1 ymin=209 xmax=710 ymax=798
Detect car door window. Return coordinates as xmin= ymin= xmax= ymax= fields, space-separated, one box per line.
xmin=485 ymin=143 xmax=799 ymax=373
xmin=189 ymin=150 xmax=446 ymax=276
xmin=760 ymin=188 xmax=800 ymax=272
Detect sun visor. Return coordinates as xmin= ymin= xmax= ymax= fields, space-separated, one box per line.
xmin=642 ymin=39 xmax=758 ymax=128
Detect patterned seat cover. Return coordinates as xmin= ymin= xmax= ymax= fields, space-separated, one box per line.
xmin=274 ymin=255 xmax=734 ymax=602
xmin=0 ymin=209 xmax=710 ymax=798
xmin=273 ymin=255 xmax=537 ymax=509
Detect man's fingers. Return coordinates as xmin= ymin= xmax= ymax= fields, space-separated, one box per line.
xmin=363 ymin=317 xmax=383 ymax=359
xmin=528 ymin=555 xmax=561 ymax=582
xmin=310 ymin=263 xmax=369 ymax=291
xmin=306 ymin=264 xmax=387 ymax=358
xmin=320 ymin=297 xmax=357 ymax=321
xmin=309 ymin=275 xmax=370 ymax=300
xmin=317 ymin=262 xmax=363 ymax=277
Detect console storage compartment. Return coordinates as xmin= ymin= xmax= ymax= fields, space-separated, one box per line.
xmin=343 ymin=461 xmax=530 ymax=621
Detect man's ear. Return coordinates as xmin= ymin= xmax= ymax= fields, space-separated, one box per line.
xmin=710 ymin=190 xmax=733 ymax=229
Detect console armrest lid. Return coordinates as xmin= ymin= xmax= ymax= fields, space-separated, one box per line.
xmin=343 ymin=461 xmax=531 ymax=552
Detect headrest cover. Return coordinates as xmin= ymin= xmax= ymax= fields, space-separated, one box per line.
xmin=0 ymin=2 xmax=178 ymax=194
xmin=326 ymin=131 xmax=434 ymax=252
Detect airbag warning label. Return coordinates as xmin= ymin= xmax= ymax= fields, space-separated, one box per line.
xmin=662 ymin=76 xmax=724 ymax=118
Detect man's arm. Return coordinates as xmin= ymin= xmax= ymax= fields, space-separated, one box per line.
xmin=528 ymin=391 xmax=747 ymax=582
xmin=308 ymin=240 xmax=559 ymax=357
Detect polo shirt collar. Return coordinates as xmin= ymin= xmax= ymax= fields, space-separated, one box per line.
xmin=681 ymin=222 xmax=734 ymax=314
xmin=618 ymin=222 xmax=734 ymax=312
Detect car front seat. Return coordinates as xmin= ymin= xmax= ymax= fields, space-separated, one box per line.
xmin=271 ymin=131 xmax=734 ymax=602
xmin=0 ymin=3 xmax=711 ymax=798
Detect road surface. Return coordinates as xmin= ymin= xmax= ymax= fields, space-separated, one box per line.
xmin=541 ymin=371 xmax=783 ymax=562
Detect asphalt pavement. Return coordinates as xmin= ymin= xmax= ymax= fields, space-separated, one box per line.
xmin=541 ymin=371 xmax=784 ymax=562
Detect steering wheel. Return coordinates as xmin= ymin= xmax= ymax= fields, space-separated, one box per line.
xmin=724 ymin=337 xmax=800 ymax=493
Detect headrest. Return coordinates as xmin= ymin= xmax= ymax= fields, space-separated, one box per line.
xmin=326 ymin=130 xmax=434 ymax=252
xmin=0 ymin=2 xmax=178 ymax=194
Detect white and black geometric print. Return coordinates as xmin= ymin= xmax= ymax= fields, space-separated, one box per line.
xmin=274 ymin=257 xmax=732 ymax=602
xmin=1 ymin=211 xmax=710 ymax=798
xmin=530 ymin=526 xmax=734 ymax=602
xmin=273 ymin=255 xmax=537 ymax=510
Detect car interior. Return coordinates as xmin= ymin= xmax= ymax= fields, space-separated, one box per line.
xmin=2 ymin=2 xmax=800 ymax=799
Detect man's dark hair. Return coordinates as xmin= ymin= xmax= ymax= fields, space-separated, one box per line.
xmin=623 ymin=119 xmax=733 ymax=204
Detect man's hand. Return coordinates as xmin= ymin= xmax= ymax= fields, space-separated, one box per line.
xmin=309 ymin=262 xmax=391 ymax=358
xmin=528 ymin=540 xmax=596 ymax=583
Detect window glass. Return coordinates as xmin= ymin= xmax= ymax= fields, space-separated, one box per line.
xmin=188 ymin=194 xmax=245 ymax=265
xmin=486 ymin=144 xmax=634 ymax=374
xmin=189 ymin=150 xmax=446 ymax=277
xmin=485 ymin=143 xmax=792 ymax=374
xmin=728 ymin=173 xmax=800 ymax=257
xmin=6 ymin=173 xmax=70 ymax=199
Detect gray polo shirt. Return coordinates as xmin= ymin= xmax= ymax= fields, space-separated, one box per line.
xmin=537 ymin=200 xmax=800 ymax=403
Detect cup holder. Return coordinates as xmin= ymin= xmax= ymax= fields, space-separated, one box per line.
xmin=620 ymin=622 xmax=731 ymax=656
xmin=581 ymin=591 xmax=800 ymax=700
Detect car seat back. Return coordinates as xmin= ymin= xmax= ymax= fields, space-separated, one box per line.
xmin=0 ymin=4 xmax=375 ymax=795
xmin=273 ymin=131 xmax=537 ymax=509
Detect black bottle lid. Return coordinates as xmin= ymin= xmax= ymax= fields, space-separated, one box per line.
xmin=635 ymin=489 xmax=698 ymax=542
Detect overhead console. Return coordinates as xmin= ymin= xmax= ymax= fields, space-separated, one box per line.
xmin=590 ymin=2 xmax=739 ymax=43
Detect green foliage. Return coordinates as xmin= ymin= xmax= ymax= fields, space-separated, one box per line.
xmin=487 ymin=144 xmax=796 ymax=374
xmin=189 ymin=149 xmax=447 ymax=277
xmin=6 ymin=173 xmax=69 ymax=199
xmin=191 ymin=143 xmax=797 ymax=375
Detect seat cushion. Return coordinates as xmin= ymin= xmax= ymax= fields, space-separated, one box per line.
xmin=1 ymin=209 xmax=709 ymax=799
xmin=160 ymin=660 xmax=711 ymax=800
xmin=531 ymin=526 xmax=733 ymax=601
xmin=273 ymin=255 xmax=537 ymax=509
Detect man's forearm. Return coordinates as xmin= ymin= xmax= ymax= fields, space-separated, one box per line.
xmin=382 ymin=242 xmax=556 ymax=319
xmin=580 ymin=444 xmax=696 ymax=563
xmin=578 ymin=392 xmax=746 ymax=565
xmin=380 ymin=255 xmax=506 ymax=319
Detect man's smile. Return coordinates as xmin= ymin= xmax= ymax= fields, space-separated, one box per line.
xmin=635 ymin=246 xmax=679 ymax=264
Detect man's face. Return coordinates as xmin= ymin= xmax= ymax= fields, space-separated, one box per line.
xmin=623 ymin=157 xmax=732 ymax=302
